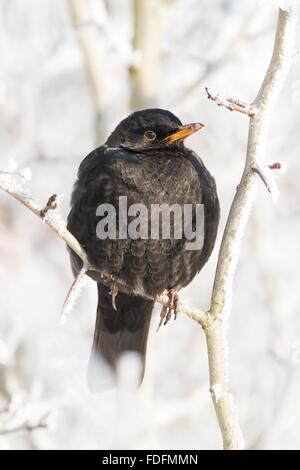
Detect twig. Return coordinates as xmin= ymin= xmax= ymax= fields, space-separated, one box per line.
xmin=157 ymin=293 xmax=208 ymax=326
xmin=252 ymin=162 xmax=284 ymax=199
xmin=252 ymin=165 xmax=272 ymax=194
xmin=205 ymin=6 xmax=299 ymax=450
xmin=0 ymin=415 xmax=48 ymax=436
xmin=0 ymin=171 xmax=26 ymax=179
xmin=40 ymin=193 xmax=58 ymax=218
xmin=61 ymin=266 xmax=89 ymax=321
xmin=0 ymin=181 xmax=90 ymax=267
xmin=205 ymin=87 xmax=256 ymax=117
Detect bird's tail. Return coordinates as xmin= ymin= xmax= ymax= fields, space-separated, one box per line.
xmin=87 ymin=283 xmax=154 ymax=392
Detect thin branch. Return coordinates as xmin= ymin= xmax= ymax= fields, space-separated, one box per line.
xmin=252 ymin=162 xmax=284 ymax=199
xmin=129 ymin=0 xmax=161 ymax=110
xmin=205 ymin=6 xmax=299 ymax=450
xmin=40 ymin=193 xmax=58 ymax=218
xmin=205 ymin=87 xmax=256 ymax=117
xmin=68 ymin=0 xmax=109 ymax=144
xmin=0 ymin=415 xmax=48 ymax=436
xmin=157 ymin=293 xmax=208 ymax=326
xmin=0 ymin=180 xmax=90 ymax=267
xmin=61 ymin=266 xmax=88 ymax=322
xmin=252 ymin=165 xmax=272 ymax=194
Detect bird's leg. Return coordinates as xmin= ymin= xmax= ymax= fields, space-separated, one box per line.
xmin=156 ymin=289 xmax=180 ymax=331
xmin=156 ymin=305 xmax=168 ymax=332
xmin=165 ymin=289 xmax=179 ymax=323
xmin=173 ymin=291 xmax=179 ymax=320
xmin=110 ymin=282 xmax=119 ymax=311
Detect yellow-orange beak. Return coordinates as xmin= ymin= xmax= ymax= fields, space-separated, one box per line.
xmin=163 ymin=122 xmax=205 ymax=144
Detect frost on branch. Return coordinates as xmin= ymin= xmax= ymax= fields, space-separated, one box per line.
xmin=61 ymin=267 xmax=89 ymax=324
xmin=252 ymin=161 xmax=288 ymax=203
xmin=0 ymin=380 xmax=50 ymax=436
xmin=259 ymin=0 xmax=299 ymax=11
xmin=209 ymin=384 xmax=223 ymax=403
xmin=0 ymin=159 xmax=32 ymax=194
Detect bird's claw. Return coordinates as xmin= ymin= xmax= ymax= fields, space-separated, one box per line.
xmin=156 ymin=289 xmax=179 ymax=332
xmin=110 ymin=282 xmax=118 ymax=310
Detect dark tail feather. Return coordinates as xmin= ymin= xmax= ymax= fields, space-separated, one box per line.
xmin=87 ymin=283 xmax=154 ymax=392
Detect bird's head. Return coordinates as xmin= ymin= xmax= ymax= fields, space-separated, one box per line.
xmin=105 ymin=108 xmax=204 ymax=152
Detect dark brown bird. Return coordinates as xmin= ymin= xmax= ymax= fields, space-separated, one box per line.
xmin=67 ymin=108 xmax=219 ymax=391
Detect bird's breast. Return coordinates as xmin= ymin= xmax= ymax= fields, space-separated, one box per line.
xmin=110 ymin=151 xmax=202 ymax=205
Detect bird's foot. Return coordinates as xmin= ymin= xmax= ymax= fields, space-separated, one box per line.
xmin=156 ymin=289 xmax=179 ymax=332
xmin=110 ymin=282 xmax=119 ymax=311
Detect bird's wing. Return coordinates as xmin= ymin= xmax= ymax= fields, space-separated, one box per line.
xmin=184 ymin=149 xmax=220 ymax=275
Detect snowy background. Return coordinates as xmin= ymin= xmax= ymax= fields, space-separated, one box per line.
xmin=0 ymin=0 xmax=300 ymax=450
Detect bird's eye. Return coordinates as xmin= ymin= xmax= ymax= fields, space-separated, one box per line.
xmin=144 ymin=130 xmax=156 ymax=141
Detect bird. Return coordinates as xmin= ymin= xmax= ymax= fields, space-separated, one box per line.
xmin=67 ymin=108 xmax=220 ymax=391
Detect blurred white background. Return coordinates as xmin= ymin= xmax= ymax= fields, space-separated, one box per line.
xmin=0 ymin=0 xmax=300 ymax=450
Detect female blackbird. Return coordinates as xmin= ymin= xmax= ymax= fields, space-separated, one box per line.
xmin=67 ymin=108 xmax=220 ymax=391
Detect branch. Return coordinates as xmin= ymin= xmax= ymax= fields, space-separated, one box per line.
xmin=0 ymin=180 xmax=90 ymax=267
xmin=68 ymin=0 xmax=110 ymax=144
xmin=129 ymin=0 xmax=161 ymax=110
xmin=205 ymin=87 xmax=256 ymax=117
xmin=0 ymin=414 xmax=48 ymax=436
xmin=204 ymin=6 xmax=299 ymax=450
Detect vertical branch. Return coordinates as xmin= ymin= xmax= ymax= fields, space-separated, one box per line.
xmin=204 ymin=6 xmax=299 ymax=450
xmin=211 ymin=7 xmax=298 ymax=320
xmin=204 ymin=321 xmax=245 ymax=450
xmin=69 ymin=0 xmax=108 ymax=144
xmin=129 ymin=0 xmax=161 ymax=110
